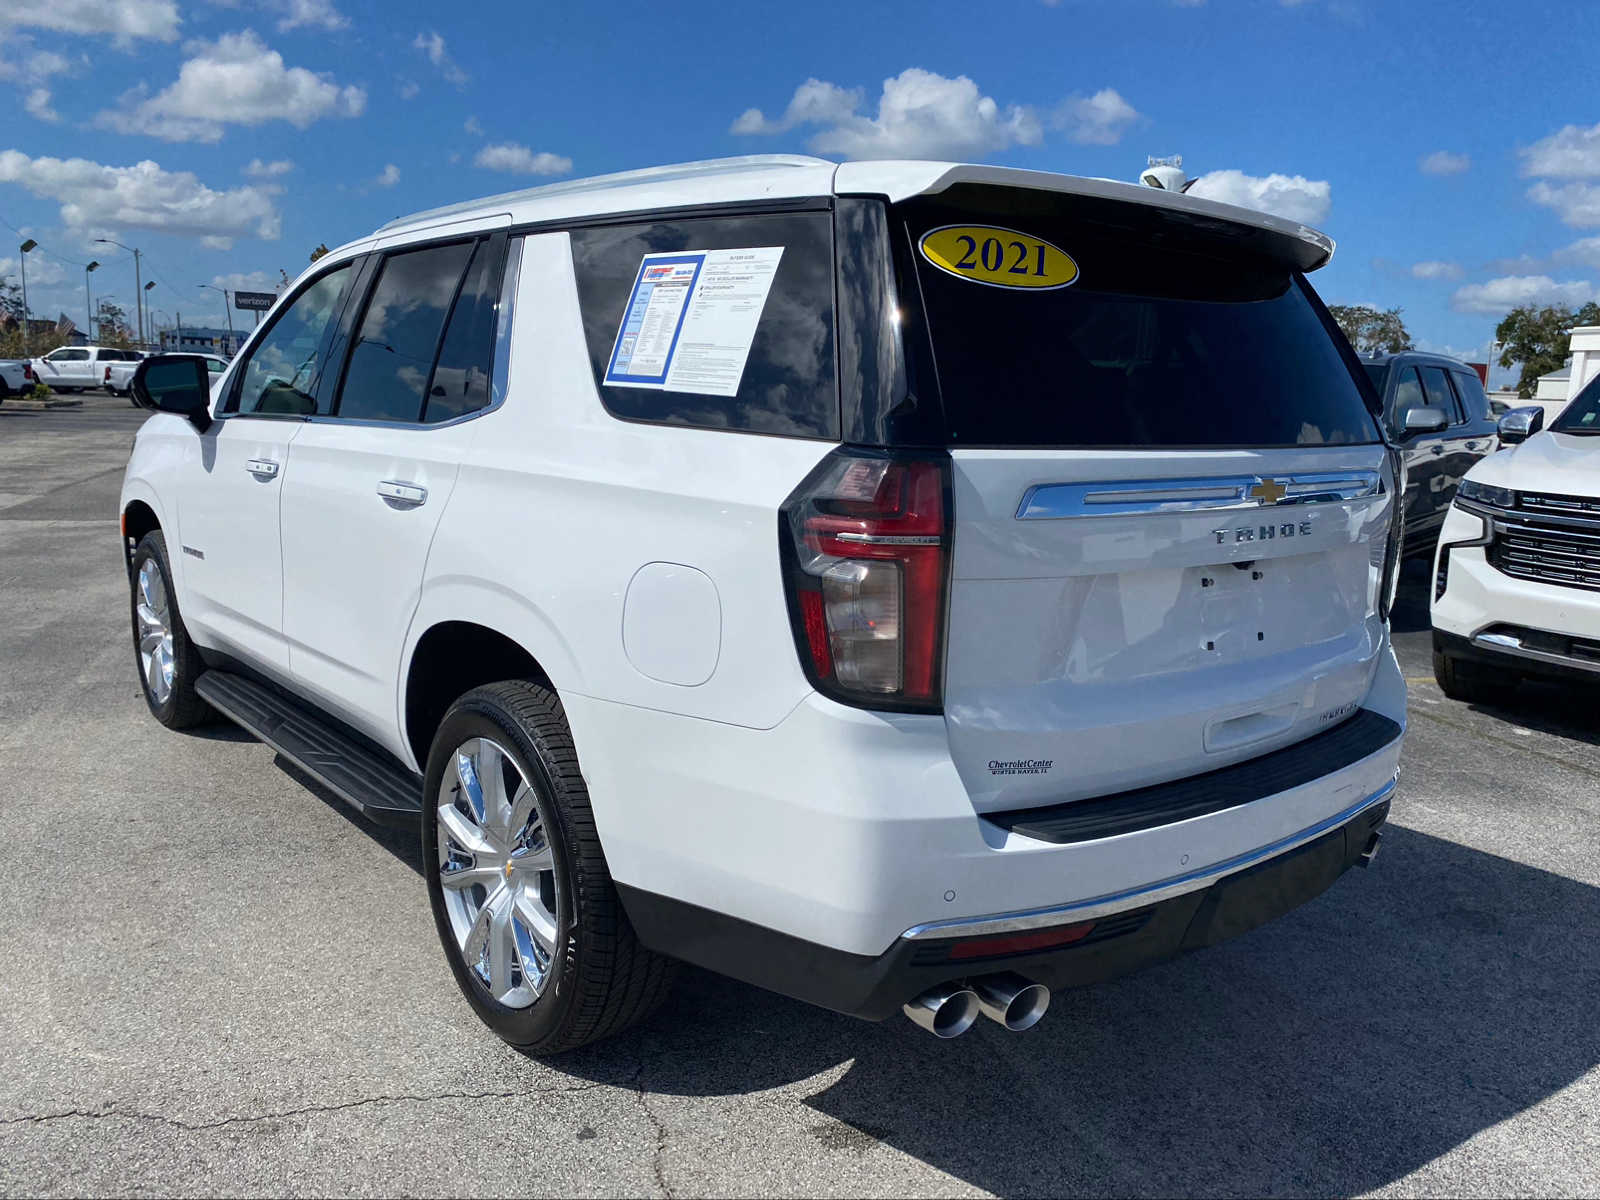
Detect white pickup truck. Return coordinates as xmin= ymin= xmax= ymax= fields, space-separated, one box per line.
xmin=0 ymin=358 xmax=33 ymax=402
xmin=109 ymin=352 xmax=228 ymax=402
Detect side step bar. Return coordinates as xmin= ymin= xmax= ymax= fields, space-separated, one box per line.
xmin=194 ymin=670 xmax=424 ymax=828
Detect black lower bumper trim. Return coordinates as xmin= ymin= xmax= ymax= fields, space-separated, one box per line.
xmin=989 ymin=709 xmax=1401 ymax=845
xmin=1435 ymin=628 xmax=1600 ymax=687
xmin=617 ymin=798 xmax=1390 ymax=1022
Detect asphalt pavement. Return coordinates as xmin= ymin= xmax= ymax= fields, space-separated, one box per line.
xmin=2 ymin=394 xmax=1597 ymax=1197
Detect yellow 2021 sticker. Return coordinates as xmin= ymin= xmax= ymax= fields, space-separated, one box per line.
xmin=918 ymin=225 xmax=1078 ymax=290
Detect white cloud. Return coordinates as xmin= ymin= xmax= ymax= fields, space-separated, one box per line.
xmin=1419 ymin=150 xmax=1470 ymax=176
xmin=0 ymin=35 xmax=72 ymax=85
xmin=413 ymin=30 xmax=467 ymax=87
xmin=1520 ymin=121 xmax=1600 ymax=180
xmin=473 ymin=143 xmax=571 ymax=175
xmin=1187 ymin=169 xmax=1331 ymax=224
xmin=375 ymin=163 xmax=400 ymax=187
xmin=278 ymin=0 xmax=347 ymax=31
xmin=1411 ymin=260 xmax=1463 ymax=281
xmin=0 ymin=150 xmax=281 ymax=247
xmin=463 ymin=114 xmax=483 ymax=136
xmin=211 ymin=269 xmax=278 ymax=292
xmin=23 ymin=87 xmax=58 ymax=122
xmin=1553 ymin=235 xmax=1600 ymax=269
xmin=1528 ymin=180 xmax=1600 ymax=227
xmin=398 ymin=79 xmax=419 ymax=100
xmin=1053 ymin=88 xmax=1140 ymax=145
xmin=1452 ymin=275 xmax=1598 ymax=314
xmin=243 ymin=157 xmax=293 ymax=179
xmin=731 ymin=78 xmax=862 ymax=135
xmin=0 ymin=0 xmax=179 ymax=42
xmin=97 ymin=31 xmax=365 ymax=143
xmin=737 ymin=69 xmax=1044 ymax=161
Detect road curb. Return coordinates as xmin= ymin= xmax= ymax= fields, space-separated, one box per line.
xmin=4 ymin=397 xmax=85 ymax=410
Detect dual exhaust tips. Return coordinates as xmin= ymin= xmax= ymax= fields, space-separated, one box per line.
xmin=902 ymin=973 xmax=1050 ymax=1039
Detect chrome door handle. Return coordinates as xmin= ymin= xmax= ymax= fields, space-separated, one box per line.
xmin=377 ymin=480 xmax=427 ymax=507
xmin=245 ymin=458 xmax=279 ymax=478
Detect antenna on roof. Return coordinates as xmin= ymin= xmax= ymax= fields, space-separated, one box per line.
xmin=1140 ymin=154 xmax=1195 ymax=193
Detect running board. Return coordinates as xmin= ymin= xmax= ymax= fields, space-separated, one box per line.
xmin=195 ymin=670 xmax=424 ymax=827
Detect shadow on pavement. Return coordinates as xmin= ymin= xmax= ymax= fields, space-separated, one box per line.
xmin=549 ymin=825 xmax=1600 ymax=1196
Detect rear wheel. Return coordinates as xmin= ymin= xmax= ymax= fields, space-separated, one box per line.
xmin=423 ymin=681 xmax=675 ymax=1054
xmin=129 ymin=531 xmax=211 ymax=728
xmin=1433 ymin=648 xmax=1514 ymax=705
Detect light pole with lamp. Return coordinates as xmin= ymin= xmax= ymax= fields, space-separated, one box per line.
xmin=18 ymin=239 xmax=36 ymax=354
xmin=143 ymin=280 xmax=156 ymax=350
xmin=198 ymin=283 xmax=234 ymax=353
xmin=84 ymin=261 xmax=99 ymax=342
xmin=93 ymin=238 xmax=144 ymax=349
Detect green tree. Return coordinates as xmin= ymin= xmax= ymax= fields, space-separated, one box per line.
xmin=1496 ymin=302 xmax=1600 ymax=398
xmin=1327 ymin=305 xmax=1414 ymax=355
xmin=0 ymin=277 xmax=21 ymax=324
xmin=95 ymin=299 xmax=131 ymax=346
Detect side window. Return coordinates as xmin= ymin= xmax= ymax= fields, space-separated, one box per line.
xmin=52 ymin=348 xmax=89 ymax=362
xmin=569 ymin=210 xmax=839 ymax=438
xmin=335 ymin=242 xmax=474 ymax=423
xmin=1388 ymin=367 xmax=1424 ymax=432
xmin=229 ymin=264 xmax=355 ymax=416
xmin=1420 ymin=366 xmax=1460 ymax=424
xmin=1451 ymin=369 xmax=1490 ymax=421
xmin=424 ymin=239 xmax=502 ymax=423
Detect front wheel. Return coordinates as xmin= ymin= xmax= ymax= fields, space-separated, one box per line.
xmin=129 ymin=531 xmax=211 ymax=728
xmin=423 ymin=681 xmax=675 ymax=1054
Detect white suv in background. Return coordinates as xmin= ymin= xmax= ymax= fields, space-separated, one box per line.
xmin=1432 ymin=385 xmax=1600 ymax=699
xmin=120 ymin=156 xmax=1406 ymax=1052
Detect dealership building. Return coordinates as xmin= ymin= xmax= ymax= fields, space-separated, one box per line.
xmin=158 ymin=325 xmax=248 ymax=357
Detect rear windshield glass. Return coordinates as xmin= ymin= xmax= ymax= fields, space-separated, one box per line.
xmin=898 ymin=200 xmax=1380 ymax=448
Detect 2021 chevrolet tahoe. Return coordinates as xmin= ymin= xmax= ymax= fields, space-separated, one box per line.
xmin=121 ymin=156 xmax=1406 ymax=1051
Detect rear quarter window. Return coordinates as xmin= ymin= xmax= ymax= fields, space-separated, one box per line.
xmin=569 ymin=210 xmax=839 ymax=439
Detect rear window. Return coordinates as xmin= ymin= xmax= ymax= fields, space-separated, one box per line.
xmin=897 ymin=198 xmax=1380 ymax=448
xmin=569 ymin=210 xmax=838 ymax=439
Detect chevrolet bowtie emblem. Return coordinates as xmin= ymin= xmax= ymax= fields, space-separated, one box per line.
xmin=1249 ymin=478 xmax=1288 ymax=505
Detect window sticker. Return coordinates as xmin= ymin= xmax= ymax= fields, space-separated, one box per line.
xmin=604 ymin=246 xmax=784 ymax=397
xmin=918 ymin=225 xmax=1078 ymax=291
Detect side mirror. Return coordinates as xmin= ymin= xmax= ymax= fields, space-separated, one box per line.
xmin=131 ymin=355 xmax=212 ymax=433
xmin=1497 ymin=405 xmax=1544 ymax=446
xmin=1402 ymin=406 xmax=1449 ymax=436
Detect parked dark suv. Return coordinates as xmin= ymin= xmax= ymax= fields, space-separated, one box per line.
xmin=1362 ymin=352 xmax=1498 ymax=553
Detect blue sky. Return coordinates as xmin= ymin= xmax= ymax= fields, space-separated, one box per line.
xmin=1 ymin=0 xmax=1597 ymax=383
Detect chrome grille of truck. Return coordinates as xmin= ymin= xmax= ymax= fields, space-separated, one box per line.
xmin=1489 ymin=511 xmax=1600 ymax=592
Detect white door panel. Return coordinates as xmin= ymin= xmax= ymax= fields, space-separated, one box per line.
xmin=280 ymin=422 xmax=469 ymax=749
xmin=175 ymin=415 xmax=302 ymax=673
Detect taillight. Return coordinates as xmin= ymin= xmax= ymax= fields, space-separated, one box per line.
xmin=104 ymin=366 xmax=111 ymax=383
xmin=1378 ymin=445 xmax=1407 ymax=622
xmin=23 ymin=363 xmax=33 ymax=381
xmin=779 ymin=448 xmax=951 ymax=711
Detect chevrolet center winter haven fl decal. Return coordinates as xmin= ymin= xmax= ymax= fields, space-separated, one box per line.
xmin=988 ymin=758 xmax=1055 ymax=777
xmin=918 ymin=225 xmax=1079 ymax=290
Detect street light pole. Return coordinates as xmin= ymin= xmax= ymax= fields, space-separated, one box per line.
xmin=143 ymin=281 xmax=155 ymax=351
xmin=94 ymin=238 xmax=144 ymax=348
xmin=198 ymin=283 xmax=235 ymax=348
xmin=84 ymin=260 xmax=99 ymax=342
xmin=18 ymin=239 xmax=36 ymax=354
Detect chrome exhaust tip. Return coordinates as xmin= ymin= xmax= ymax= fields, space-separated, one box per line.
xmin=1358 ymin=830 xmax=1382 ymax=868
xmin=902 ymin=982 xmax=981 ymax=1039
xmin=971 ymin=972 xmax=1051 ymax=1031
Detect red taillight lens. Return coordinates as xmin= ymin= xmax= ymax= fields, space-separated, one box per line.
xmin=780 ymin=449 xmax=951 ymax=711
xmin=104 ymin=366 xmax=111 ymax=382
xmin=23 ymin=364 xmax=33 ymax=381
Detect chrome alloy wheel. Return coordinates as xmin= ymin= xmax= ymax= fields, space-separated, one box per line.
xmin=135 ymin=559 xmax=175 ymax=705
xmin=437 ymin=737 xmax=562 ymax=1009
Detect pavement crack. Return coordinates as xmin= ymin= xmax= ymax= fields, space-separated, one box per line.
xmin=0 ymin=1080 xmax=609 ymax=1133
xmin=633 ymin=1056 xmax=675 ymax=1199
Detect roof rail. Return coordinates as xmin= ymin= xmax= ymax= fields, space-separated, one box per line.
xmin=377 ymin=154 xmax=835 ymax=232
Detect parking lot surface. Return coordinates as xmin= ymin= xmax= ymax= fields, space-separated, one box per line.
xmin=2 ymin=395 xmax=1598 ymax=1197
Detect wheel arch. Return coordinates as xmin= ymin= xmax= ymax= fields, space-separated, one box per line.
xmin=402 ymin=619 xmax=564 ymax=773
xmin=121 ymin=496 xmax=164 ymax=579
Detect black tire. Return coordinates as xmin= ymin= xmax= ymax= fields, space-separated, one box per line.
xmin=1433 ymin=648 xmax=1514 ymax=704
xmin=422 ymin=680 xmax=675 ymax=1054
xmin=129 ymin=531 xmax=211 ymax=729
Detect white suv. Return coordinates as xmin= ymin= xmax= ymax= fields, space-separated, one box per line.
xmin=120 ymin=155 xmax=1406 ymax=1052
xmin=1432 ymin=386 xmax=1600 ymax=698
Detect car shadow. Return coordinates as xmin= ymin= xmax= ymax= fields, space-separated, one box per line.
xmin=544 ymin=825 xmax=1600 ymax=1196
